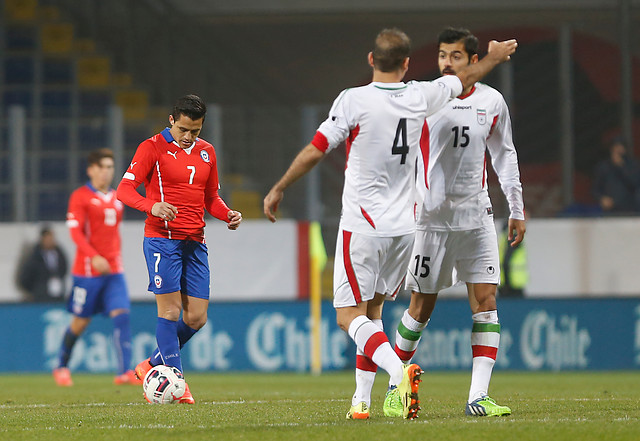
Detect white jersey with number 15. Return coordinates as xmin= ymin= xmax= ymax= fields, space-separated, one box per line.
xmin=416 ymin=82 xmax=524 ymax=232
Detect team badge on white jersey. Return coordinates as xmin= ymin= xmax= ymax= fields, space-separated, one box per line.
xmin=200 ymin=150 xmax=210 ymax=163
xmin=477 ymin=109 xmax=486 ymax=125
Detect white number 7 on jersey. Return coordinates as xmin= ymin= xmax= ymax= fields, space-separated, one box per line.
xmin=187 ymin=165 xmax=196 ymax=184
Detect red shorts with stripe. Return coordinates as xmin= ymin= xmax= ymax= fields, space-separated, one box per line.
xmin=333 ymin=227 xmax=414 ymax=308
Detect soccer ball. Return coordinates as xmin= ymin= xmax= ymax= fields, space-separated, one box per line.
xmin=143 ymin=365 xmax=186 ymax=404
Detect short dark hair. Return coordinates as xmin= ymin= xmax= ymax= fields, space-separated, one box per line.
xmin=87 ymin=148 xmax=114 ymax=166
xmin=438 ymin=27 xmax=479 ymax=58
xmin=172 ymin=94 xmax=207 ymax=122
xmin=372 ymin=28 xmax=411 ymax=73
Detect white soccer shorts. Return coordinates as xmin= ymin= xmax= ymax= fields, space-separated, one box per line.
xmin=333 ymin=228 xmax=414 ymax=308
xmin=406 ymin=224 xmax=500 ymax=294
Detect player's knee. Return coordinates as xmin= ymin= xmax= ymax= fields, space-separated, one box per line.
xmin=184 ymin=314 xmax=207 ymax=330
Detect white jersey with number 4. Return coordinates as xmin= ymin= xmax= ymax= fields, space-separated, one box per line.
xmin=416 ymin=82 xmax=524 ymax=231
xmin=312 ymin=75 xmax=463 ymax=237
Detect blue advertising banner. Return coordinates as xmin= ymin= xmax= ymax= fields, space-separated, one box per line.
xmin=1 ymin=298 xmax=639 ymax=373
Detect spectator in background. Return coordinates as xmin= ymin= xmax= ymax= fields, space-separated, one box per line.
xmin=593 ymin=138 xmax=640 ymax=215
xmin=17 ymin=226 xmax=68 ymax=302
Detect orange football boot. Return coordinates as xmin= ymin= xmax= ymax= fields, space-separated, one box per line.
xmin=53 ymin=367 xmax=73 ymax=387
xmin=134 ymin=358 xmax=153 ymax=381
xmin=114 ymin=369 xmax=143 ymax=385
xmin=179 ymin=382 xmax=195 ymax=404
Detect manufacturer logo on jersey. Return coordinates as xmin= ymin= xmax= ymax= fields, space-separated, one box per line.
xmin=154 ymin=275 xmax=163 ymax=289
xmin=452 ymin=105 xmax=472 ymax=110
xmin=200 ymin=150 xmax=210 ymax=163
xmin=477 ymin=109 xmax=487 ymax=125
xmin=129 ymin=162 xmax=137 ymax=169
xmin=167 ymin=150 xmax=178 ymax=160
xmin=487 ymin=266 xmax=495 ymax=275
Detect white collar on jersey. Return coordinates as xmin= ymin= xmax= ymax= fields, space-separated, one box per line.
xmin=172 ymin=140 xmax=194 ymax=154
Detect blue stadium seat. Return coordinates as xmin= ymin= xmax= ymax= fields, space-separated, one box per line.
xmin=4 ymin=55 xmax=34 ymax=84
xmin=39 ymin=155 xmax=69 ymax=183
xmin=79 ymin=124 xmax=107 ymax=149
xmin=79 ymin=90 xmax=112 ymax=117
xmin=41 ymin=124 xmax=71 ymax=151
xmin=38 ymin=189 xmax=69 ymax=220
xmin=4 ymin=25 xmax=37 ymax=51
xmin=42 ymin=89 xmax=72 ymax=117
xmin=43 ymin=58 xmax=73 ymax=84
xmin=0 ymin=194 xmax=11 ymax=221
xmin=3 ymin=89 xmax=32 ymax=114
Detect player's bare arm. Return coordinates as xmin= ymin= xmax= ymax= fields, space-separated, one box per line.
xmin=456 ymin=39 xmax=517 ymax=90
xmin=227 ymin=210 xmax=243 ymax=230
xmin=151 ymin=201 xmax=178 ymax=221
xmin=507 ymin=218 xmax=526 ymax=247
xmin=264 ymin=143 xmax=324 ymax=222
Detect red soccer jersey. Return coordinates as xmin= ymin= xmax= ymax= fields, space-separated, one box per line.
xmin=66 ymin=184 xmax=124 ymax=277
xmin=117 ymin=128 xmax=230 ymax=242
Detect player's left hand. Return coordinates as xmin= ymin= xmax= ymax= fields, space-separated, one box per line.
xmin=508 ymin=218 xmax=526 ymax=247
xmin=263 ymin=188 xmax=283 ymax=223
xmin=227 ymin=210 xmax=242 ymax=230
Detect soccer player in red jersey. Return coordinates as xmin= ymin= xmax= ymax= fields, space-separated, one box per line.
xmin=53 ymin=148 xmax=140 ymax=387
xmin=117 ymin=95 xmax=242 ymax=404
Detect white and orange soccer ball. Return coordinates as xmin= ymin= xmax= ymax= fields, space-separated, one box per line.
xmin=143 ymin=365 xmax=186 ymax=404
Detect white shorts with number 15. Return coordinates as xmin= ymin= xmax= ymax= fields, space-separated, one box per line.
xmin=406 ymin=224 xmax=500 ymax=294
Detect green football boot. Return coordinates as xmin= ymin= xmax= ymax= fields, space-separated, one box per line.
xmin=465 ymin=396 xmax=511 ymax=417
xmin=383 ymin=386 xmax=403 ymax=418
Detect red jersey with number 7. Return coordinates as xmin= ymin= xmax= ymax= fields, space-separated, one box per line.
xmin=117 ymin=128 xmax=230 ymax=243
xmin=66 ymin=184 xmax=124 ymax=276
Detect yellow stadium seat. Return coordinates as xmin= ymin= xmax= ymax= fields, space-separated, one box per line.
xmin=115 ymin=90 xmax=149 ymax=120
xmin=41 ymin=23 xmax=73 ymax=54
xmin=77 ymin=56 xmax=110 ymax=88
xmin=230 ymin=190 xmax=263 ymax=219
xmin=4 ymin=0 xmax=37 ymax=21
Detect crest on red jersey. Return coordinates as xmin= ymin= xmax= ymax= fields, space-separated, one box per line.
xmin=200 ymin=150 xmax=210 ymax=163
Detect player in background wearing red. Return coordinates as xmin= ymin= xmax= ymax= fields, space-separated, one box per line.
xmin=53 ymin=148 xmax=140 ymax=387
xmin=264 ymin=28 xmax=517 ymax=420
xmin=117 ymin=95 xmax=242 ymax=404
xmin=391 ymin=28 xmax=526 ymax=417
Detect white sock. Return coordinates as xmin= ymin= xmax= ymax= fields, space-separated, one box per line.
xmin=468 ymin=310 xmax=500 ymax=403
xmin=348 ymin=315 xmax=404 ymax=386
xmin=352 ymin=319 xmax=383 ymax=406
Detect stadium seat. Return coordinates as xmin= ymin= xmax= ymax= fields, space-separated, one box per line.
xmin=41 ymin=124 xmax=71 ymax=150
xmin=115 ymin=90 xmax=149 ymax=120
xmin=41 ymin=23 xmax=74 ymax=54
xmin=42 ymin=89 xmax=72 ymax=117
xmin=38 ymin=155 xmax=68 ymax=183
xmin=230 ymin=190 xmax=263 ymax=219
xmin=3 ymin=89 xmax=32 ymax=114
xmin=43 ymin=58 xmax=73 ymax=84
xmin=79 ymin=90 xmax=113 ymax=117
xmin=4 ymin=0 xmax=38 ymax=22
xmin=77 ymin=56 xmax=110 ymax=88
xmin=4 ymin=24 xmax=37 ymax=51
xmin=4 ymin=55 xmax=35 ymax=84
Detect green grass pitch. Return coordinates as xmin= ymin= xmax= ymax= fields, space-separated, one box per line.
xmin=1 ymin=371 xmax=638 ymax=440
